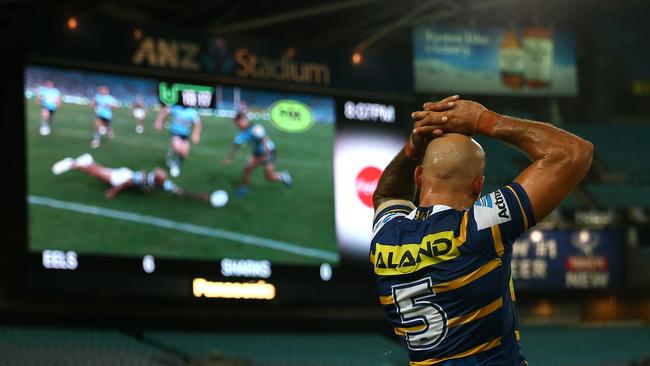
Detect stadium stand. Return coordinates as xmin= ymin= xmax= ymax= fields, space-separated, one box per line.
xmin=1 ymin=325 xmax=649 ymax=366
xmin=477 ymin=123 xmax=650 ymax=209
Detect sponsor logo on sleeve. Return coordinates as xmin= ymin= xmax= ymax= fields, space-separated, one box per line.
xmin=474 ymin=190 xmax=511 ymax=230
xmin=372 ymin=211 xmax=409 ymax=238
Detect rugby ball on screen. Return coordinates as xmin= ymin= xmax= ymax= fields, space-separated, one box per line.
xmin=210 ymin=190 xmax=229 ymax=208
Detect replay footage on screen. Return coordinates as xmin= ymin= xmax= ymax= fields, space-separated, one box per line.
xmin=25 ymin=64 xmax=338 ymax=267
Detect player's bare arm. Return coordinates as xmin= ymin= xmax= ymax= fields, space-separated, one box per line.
xmin=154 ymin=107 xmax=169 ymax=130
xmin=223 ymin=144 xmax=240 ymax=164
xmin=105 ymin=181 xmax=134 ymax=199
xmin=191 ymin=120 xmax=202 ymax=144
xmin=412 ymin=100 xmax=594 ymax=222
xmin=372 ymin=95 xmax=460 ymax=215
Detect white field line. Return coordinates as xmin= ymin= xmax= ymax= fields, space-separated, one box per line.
xmin=28 ymin=195 xmax=338 ymax=262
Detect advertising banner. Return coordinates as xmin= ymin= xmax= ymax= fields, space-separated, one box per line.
xmin=29 ymin=17 xmax=412 ymax=95
xmin=512 ymin=229 xmax=624 ymax=290
xmin=413 ymin=26 xmax=577 ymax=96
xmin=334 ymin=97 xmax=411 ymax=258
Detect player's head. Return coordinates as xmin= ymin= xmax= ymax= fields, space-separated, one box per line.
xmin=234 ymin=112 xmax=249 ymax=129
xmin=152 ymin=168 xmax=169 ymax=187
xmin=45 ymin=80 xmax=54 ymax=88
xmin=415 ymin=133 xmax=486 ymax=204
xmin=98 ymin=86 xmax=109 ymax=95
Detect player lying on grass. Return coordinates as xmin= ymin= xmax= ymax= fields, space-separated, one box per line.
xmin=51 ymin=154 xmax=210 ymax=202
xmin=36 ymin=80 xmax=61 ymax=136
xmin=155 ymin=105 xmax=202 ymax=177
xmin=223 ymin=112 xmax=291 ymax=196
xmin=371 ymin=95 xmax=593 ymax=365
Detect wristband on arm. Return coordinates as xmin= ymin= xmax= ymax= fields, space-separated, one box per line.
xmin=404 ymin=135 xmax=423 ymax=161
xmin=475 ymin=110 xmax=499 ymax=136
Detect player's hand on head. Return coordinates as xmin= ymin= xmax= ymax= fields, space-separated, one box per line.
xmin=421 ymin=95 xmax=460 ymax=112
xmin=408 ymin=95 xmax=461 ymax=152
xmin=412 ymin=99 xmax=487 ymax=137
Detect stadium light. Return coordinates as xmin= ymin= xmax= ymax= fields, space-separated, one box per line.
xmin=67 ymin=17 xmax=78 ymax=30
xmin=352 ymin=51 xmax=362 ymax=65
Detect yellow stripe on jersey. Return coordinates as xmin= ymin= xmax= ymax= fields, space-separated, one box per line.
xmin=505 ymin=185 xmax=528 ymax=231
xmin=433 ymin=258 xmax=502 ymax=294
xmin=459 ymin=211 xmax=469 ymax=242
xmin=515 ymin=330 xmax=521 ymax=341
xmin=379 ymin=295 xmax=394 ymax=305
xmin=447 ymin=297 xmax=503 ymax=327
xmin=509 ymin=276 xmax=517 ymax=301
xmin=394 ymin=324 xmax=426 ymax=337
xmin=373 ymin=213 xmax=469 ymax=276
xmin=491 ymin=224 xmax=504 ymax=257
xmin=409 ymin=337 xmax=502 ymax=365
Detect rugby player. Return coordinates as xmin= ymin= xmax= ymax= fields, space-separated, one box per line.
xmin=223 ymin=112 xmax=291 ymax=196
xmin=132 ymin=95 xmax=146 ymax=134
xmin=371 ymin=95 xmax=593 ymax=365
xmin=90 ymin=86 xmax=119 ymax=148
xmin=51 ymin=154 xmax=208 ymax=201
xmin=36 ymin=80 xmax=61 ymax=136
xmin=155 ymin=104 xmax=202 ymax=177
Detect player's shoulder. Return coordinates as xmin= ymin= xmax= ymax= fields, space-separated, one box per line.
xmin=471 ymin=183 xmax=533 ymax=231
xmin=372 ymin=199 xmax=415 ymax=239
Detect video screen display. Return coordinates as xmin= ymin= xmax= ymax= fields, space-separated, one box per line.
xmin=25 ymin=65 xmax=337 ymax=266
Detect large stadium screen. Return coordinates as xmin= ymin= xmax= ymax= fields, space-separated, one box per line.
xmin=25 ymin=64 xmax=338 ymax=270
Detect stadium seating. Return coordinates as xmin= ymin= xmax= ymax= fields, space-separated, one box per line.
xmin=0 ymin=326 xmax=183 ymax=366
xmin=476 ymin=123 xmax=650 ymax=209
xmin=1 ymin=325 xmax=649 ymax=366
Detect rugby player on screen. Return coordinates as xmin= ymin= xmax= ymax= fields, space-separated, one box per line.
xmin=51 ymin=154 xmax=213 ymax=203
xmin=132 ymin=95 xmax=146 ymax=134
xmin=223 ymin=112 xmax=291 ymax=196
xmin=155 ymin=104 xmax=202 ymax=177
xmin=370 ymin=95 xmax=593 ymax=365
xmin=36 ymin=80 xmax=61 ymax=136
xmin=90 ymin=86 xmax=119 ymax=148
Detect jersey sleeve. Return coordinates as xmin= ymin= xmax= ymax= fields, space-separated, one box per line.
xmin=371 ymin=199 xmax=415 ymax=239
xmin=234 ymin=131 xmax=249 ymax=146
xmin=470 ymin=182 xmax=536 ymax=256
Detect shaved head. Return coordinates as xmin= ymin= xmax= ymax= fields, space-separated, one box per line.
xmin=416 ymin=133 xmax=486 ymax=207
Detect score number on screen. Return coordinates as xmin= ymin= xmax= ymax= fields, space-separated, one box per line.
xmin=158 ymin=82 xmax=215 ymax=108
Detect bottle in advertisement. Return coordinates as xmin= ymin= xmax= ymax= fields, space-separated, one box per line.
xmin=522 ymin=27 xmax=554 ymax=89
xmin=498 ymin=29 xmax=525 ymax=89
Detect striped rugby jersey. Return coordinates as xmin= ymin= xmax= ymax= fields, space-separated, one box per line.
xmin=370 ymin=183 xmax=535 ymax=366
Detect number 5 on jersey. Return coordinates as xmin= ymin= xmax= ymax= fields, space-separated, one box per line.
xmin=392 ymin=278 xmax=448 ymax=350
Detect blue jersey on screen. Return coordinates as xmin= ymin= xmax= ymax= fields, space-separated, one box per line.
xmin=94 ymin=94 xmax=118 ymax=120
xmin=169 ymin=105 xmax=200 ymax=137
xmin=370 ymin=183 xmax=535 ymax=366
xmin=234 ymin=124 xmax=276 ymax=157
xmin=39 ymin=87 xmax=61 ymax=111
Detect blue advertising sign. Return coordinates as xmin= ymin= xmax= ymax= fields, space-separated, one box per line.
xmin=511 ymin=230 xmax=624 ymax=290
xmin=413 ymin=26 xmax=577 ymax=96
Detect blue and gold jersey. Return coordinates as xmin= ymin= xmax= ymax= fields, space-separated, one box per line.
xmin=370 ymin=183 xmax=535 ymax=366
